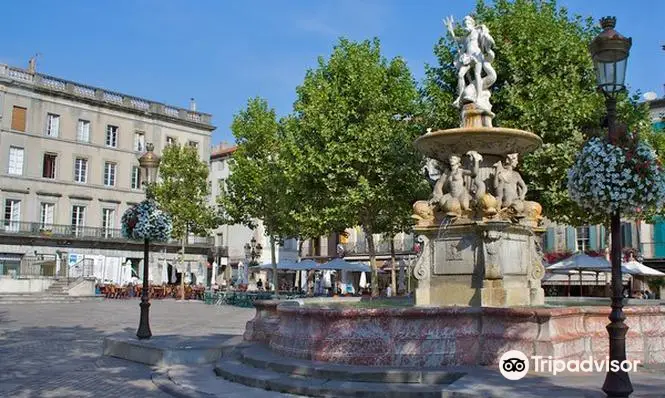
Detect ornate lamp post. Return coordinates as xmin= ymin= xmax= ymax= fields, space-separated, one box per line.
xmin=244 ymin=237 xmax=263 ymax=266
xmin=136 ymin=143 xmax=161 ymax=340
xmin=589 ymin=17 xmax=633 ymax=397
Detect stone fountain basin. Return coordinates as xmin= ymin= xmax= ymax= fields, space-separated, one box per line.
xmin=414 ymin=127 xmax=542 ymax=161
xmin=245 ymin=300 xmax=665 ymax=367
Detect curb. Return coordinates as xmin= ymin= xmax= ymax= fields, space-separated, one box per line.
xmin=152 ymin=370 xmax=217 ymax=398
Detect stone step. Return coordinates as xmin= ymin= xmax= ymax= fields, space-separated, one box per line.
xmin=239 ymin=345 xmax=465 ymax=385
xmin=214 ymin=356 xmax=476 ymax=398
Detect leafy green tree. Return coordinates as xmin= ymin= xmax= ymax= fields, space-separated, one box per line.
xmin=220 ymin=98 xmax=292 ymax=291
xmin=288 ymin=38 xmax=429 ymax=296
xmin=422 ymin=0 xmax=650 ymax=227
xmin=153 ymin=143 xmax=218 ymax=297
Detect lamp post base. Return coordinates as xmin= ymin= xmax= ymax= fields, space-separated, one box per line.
xmin=137 ymin=300 xmax=152 ymax=340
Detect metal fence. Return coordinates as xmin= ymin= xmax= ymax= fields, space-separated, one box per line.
xmin=0 ymin=221 xmax=214 ymax=246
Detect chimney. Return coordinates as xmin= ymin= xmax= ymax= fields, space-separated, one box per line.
xmin=189 ymin=98 xmax=197 ymax=112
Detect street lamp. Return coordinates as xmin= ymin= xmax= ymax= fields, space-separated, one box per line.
xmin=136 ymin=143 xmax=161 ymax=340
xmin=244 ymin=237 xmax=263 ymax=266
xmin=589 ymin=16 xmax=633 ymax=398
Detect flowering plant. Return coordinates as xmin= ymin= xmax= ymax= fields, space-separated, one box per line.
xmin=121 ymin=199 xmax=173 ymax=242
xmin=567 ymin=137 xmax=665 ymax=216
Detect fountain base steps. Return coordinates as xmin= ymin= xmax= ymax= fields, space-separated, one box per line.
xmin=214 ymin=344 xmax=472 ymax=398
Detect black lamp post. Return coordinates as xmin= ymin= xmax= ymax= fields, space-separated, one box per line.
xmin=244 ymin=237 xmax=263 ymax=266
xmin=589 ymin=17 xmax=633 ymax=398
xmin=136 ymin=143 xmax=161 ymax=340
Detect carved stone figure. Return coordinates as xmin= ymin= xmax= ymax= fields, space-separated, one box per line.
xmin=412 ymin=200 xmax=436 ymax=226
xmin=430 ymin=152 xmax=478 ymax=217
xmin=494 ymin=153 xmax=527 ymax=214
xmin=445 ymin=15 xmax=497 ymax=113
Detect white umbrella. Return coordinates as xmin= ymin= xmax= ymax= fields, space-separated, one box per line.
xmin=161 ymin=258 xmax=168 ymax=284
xmin=547 ymin=252 xmax=611 ymax=273
xmin=170 ymin=261 xmax=177 ymax=283
xmin=621 ymin=260 xmax=665 ymax=277
xmin=359 ymin=272 xmax=368 ymax=288
xmin=211 ymin=261 xmax=218 ymax=286
xmin=398 ymin=260 xmax=406 ymax=292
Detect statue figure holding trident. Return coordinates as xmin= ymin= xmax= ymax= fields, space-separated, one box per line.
xmin=444 ymin=15 xmax=497 ymax=115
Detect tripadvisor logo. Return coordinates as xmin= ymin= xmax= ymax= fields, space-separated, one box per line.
xmin=499 ymin=350 xmax=640 ymax=380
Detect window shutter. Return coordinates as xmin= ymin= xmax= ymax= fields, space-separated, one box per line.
xmin=566 ymin=227 xmax=576 ymax=252
xmin=599 ymin=225 xmax=606 ymax=248
xmin=545 ymin=227 xmax=555 ymax=252
xmin=589 ymin=225 xmax=598 ymax=250
xmin=11 ymin=106 xmax=26 ymax=131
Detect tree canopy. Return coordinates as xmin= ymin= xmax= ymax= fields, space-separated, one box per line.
xmin=220 ymin=97 xmax=293 ymax=289
xmin=152 ymin=143 xmax=217 ymax=239
xmin=286 ymin=38 xmax=429 ymax=295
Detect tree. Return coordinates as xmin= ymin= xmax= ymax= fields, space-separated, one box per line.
xmin=287 ymin=38 xmax=429 ymax=296
xmin=220 ymin=98 xmax=292 ymax=292
xmin=153 ymin=143 xmax=218 ymax=298
xmin=422 ymin=0 xmax=651 ymax=226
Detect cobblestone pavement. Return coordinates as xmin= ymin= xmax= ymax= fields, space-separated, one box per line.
xmin=0 ymin=300 xmax=269 ymax=398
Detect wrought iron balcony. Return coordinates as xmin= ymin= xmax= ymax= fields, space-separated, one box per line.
xmin=0 ymin=221 xmax=214 ymax=246
xmin=341 ymin=235 xmax=416 ymax=256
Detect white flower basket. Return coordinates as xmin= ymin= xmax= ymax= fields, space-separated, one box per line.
xmin=568 ymin=137 xmax=665 ymax=216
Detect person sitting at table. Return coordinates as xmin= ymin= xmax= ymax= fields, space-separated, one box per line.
xmin=257 ymin=278 xmax=264 ymax=291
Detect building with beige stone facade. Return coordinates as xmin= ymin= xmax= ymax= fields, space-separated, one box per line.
xmin=0 ymin=62 xmax=217 ymax=291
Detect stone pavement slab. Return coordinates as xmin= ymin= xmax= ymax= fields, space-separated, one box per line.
xmin=0 ymin=300 xmax=291 ymax=398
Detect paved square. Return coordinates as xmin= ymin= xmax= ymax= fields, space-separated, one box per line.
xmin=0 ymin=300 xmax=257 ymax=397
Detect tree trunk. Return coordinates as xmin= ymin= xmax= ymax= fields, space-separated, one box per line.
xmin=366 ymin=229 xmax=378 ymax=297
xmin=270 ymin=236 xmax=278 ymax=293
xmin=180 ymin=231 xmax=186 ymax=300
xmin=390 ymin=237 xmax=397 ymax=295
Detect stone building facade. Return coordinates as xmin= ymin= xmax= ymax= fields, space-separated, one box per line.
xmin=0 ymin=62 xmax=215 ymax=288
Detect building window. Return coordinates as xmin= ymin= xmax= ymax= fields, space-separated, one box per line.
xmin=40 ymin=203 xmax=54 ymax=229
xmin=103 ymin=162 xmax=116 ymax=186
xmin=217 ymin=161 xmax=225 ymax=171
xmin=106 ymin=125 xmax=118 ymax=148
xmin=71 ymin=205 xmax=85 ymax=236
xmin=102 ymin=208 xmax=115 ymax=238
xmin=4 ymin=199 xmax=21 ymax=232
xmin=46 ymin=113 xmax=60 ymax=137
xmin=576 ymin=226 xmax=590 ymax=252
xmin=42 ymin=153 xmax=57 ymax=179
xmin=166 ymin=136 xmax=176 ymax=146
xmin=131 ymin=166 xmax=141 ymax=189
xmin=11 ymin=106 xmax=26 ymax=132
xmin=77 ymin=120 xmax=90 ymax=142
xmin=74 ymin=158 xmax=88 ymax=183
xmin=188 ymin=141 xmax=199 ymax=148
xmin=218 ymin=178 xmax=226 ymax=193
xmin=8 ymin=147 xmax=24 ymax=175
xmin=134 ymin=131 xmax=145 ymax=152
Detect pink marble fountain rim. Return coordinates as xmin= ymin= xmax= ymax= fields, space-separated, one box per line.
xmin=276 ymin=303 xmax=665 ymax=319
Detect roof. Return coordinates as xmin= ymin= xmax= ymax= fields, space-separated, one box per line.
xmin=210 ymin=145 xmax=238 ymax=160
xmin=647 ymin=98 xmax=665 ymax=110
xmin=0 ymin=63 xmax=215 ymax=131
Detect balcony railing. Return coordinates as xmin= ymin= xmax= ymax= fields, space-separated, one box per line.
xmin=342 ymin=235 xmax=416 ymax=256
xmin=0 ymin=221 xmax=213 ymax=246
xmin=0 ymin=64 xmax=213 ymax=126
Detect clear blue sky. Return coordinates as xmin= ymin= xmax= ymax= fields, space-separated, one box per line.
xmin=1 ymin=0 xmax=662 ymax=145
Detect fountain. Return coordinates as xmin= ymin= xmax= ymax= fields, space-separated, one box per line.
xmin=410 ymin=14 xmax=545 ymax=307
xmin=226 ymin=15 xmax=665 ymax=396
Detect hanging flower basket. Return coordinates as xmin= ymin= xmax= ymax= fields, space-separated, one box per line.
xmin=121 ymin=199 xmax=173 ymax=242
xmin=567 ymin=137 xmax=665 ymax=216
